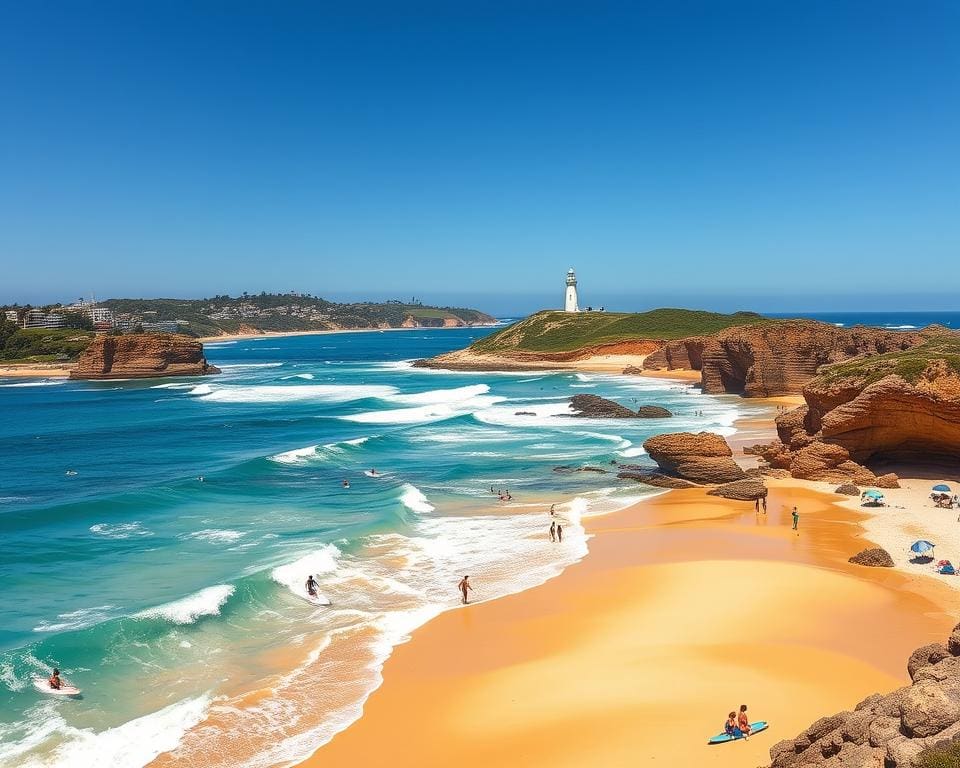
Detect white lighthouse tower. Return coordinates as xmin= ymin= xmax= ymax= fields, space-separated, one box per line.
xmin=564 ymin=268 xmax=579 ymax=313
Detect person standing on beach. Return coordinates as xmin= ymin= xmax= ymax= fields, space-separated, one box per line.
xmin=458 ymin=576 xmax=473 ymax=604
xmin=549 ymin=521 xmax=556 ymax=542
xmin=755 ymin=498 xmax=760 ymax=513
xmin=762 ymin=496 xmax=767 ymax=513
xmin=557 ymin=524 xmax=563 ymax=542
xmin=792 ymin=506 xmax=800 ymax=530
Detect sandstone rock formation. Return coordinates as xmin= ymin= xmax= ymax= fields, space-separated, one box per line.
xmin=568 ymin=395 xmax=672 ymax=419
xmin=70 ymin=334 xmax=220 ymax=380
xmin=848 ymin=547 xmax=895 ymax=567
xmin=706 ymin=478 xmax=768 ymax=501
xmin=645 ymin=321 xmax=930 ymax=397
xmin=642 ymin=432 xmax=746 ymax=484
xmin=616 ymin=469 xmax=698 ymax=489
xmin=770 ymin=623 xmax=960 ymax=767
xmin=753 ymin=340 xmax=960 ymax=482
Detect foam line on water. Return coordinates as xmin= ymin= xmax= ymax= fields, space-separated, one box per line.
xmin=190 ymin=384 xmax=398 ymax=404
xmin=399 ymin=484 xmax=434 ymax=514
xmin=134 ymin=585 xmax=235 ymax=625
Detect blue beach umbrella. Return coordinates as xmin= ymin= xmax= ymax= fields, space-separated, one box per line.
xmin=932 ymin=484 xmax=952 ymax=492
xmin=863 ymin=490 xmax=884 ymax=500
xmin=910 ymin=540 xmax=936 ymax=555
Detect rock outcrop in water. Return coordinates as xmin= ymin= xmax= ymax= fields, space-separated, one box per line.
xmin=70 ymin=334 xmax=220 ymax=380
xmin=568 ymin=395 xmax=672 ymax=419
xmin=642 ymin=432 xmax=746 ymax=484
xmin=770 ymin=623 xmax=960 ymax=767
xmin=752 ymin=337 xmax=960 ymax=482
xmin=645 ymin=321 xmax=931 ymax=396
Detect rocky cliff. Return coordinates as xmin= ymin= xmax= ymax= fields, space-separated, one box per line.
xmin=642 ymin=432 xmax=747 ymax=484
xmin=645 ymin=321 xmax=932 ymax=397
xmin=770 ymin=623 xmax=960 ymax=768
xmin=752 ymin=337 xmax=960 ymax=482
xmin=70 ymin=334 xmax=220 ymax=380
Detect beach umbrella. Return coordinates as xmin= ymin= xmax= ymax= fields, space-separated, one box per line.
xmin=932 ymin=484 xmax=952 ymax=492
xmin=910 ymin=540 xmax=936 ymax=554
xmin=863 ymin=490 xmax=884 ymax=500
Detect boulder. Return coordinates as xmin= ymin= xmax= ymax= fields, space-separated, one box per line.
xmin=643 ymin=432 xmax=746 ymax=484
xmin=706 ymin=478 xmax=768 ymax=501
xmin=835 ymin=483 xmax=861 ymax=496
xmin=70 ymin=334 xmax=220 ymax=380
xmin=636 ymin=405 xmax=673 ymax=418
xmin=848 ymin=547 xmax=895 ymax=568
xmin=568 ymin=394 xmax=639 ymax=419
xmin=617 ymin=470 xmax=698 ymax=489
xmin=514 ymin=411 xmax=536 ymax=416
xmin=900 ymin=679 xmax=960 ymax=737
xmin=622 ymin=365 xmax=643 ymax=375
xmin=908 ymin=644 xmax=951 ymax=681
xmin=948 ymin=622 xmax=960 ymax=656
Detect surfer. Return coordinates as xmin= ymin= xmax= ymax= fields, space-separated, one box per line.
xmin=458 ymin=575 xmax=473 ymax=605
xmin=724 ymin=711 xmax=744 ymax=739
xmin=48 ymin=668 xmax=62 ymax=690
xmin=305 ymin=574 xmax=320 ymax=597
xmin=342 ymin=479 xmax=350 ymax=489
xmin=737 ymin=705 xmax=752 ymax=735
xmin=369 ymin=469 xmax=377 ymax=476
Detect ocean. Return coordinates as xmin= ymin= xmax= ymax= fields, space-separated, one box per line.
xmin=0 ymin=327 xmax=752 ymax=768
xmin=0 ymin=310 xmax=950 ymax=767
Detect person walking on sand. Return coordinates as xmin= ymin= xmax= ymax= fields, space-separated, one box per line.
xmin=550 ymin=504 xmax=556 ymax=516
xmin=792 ymin=506 xmax=800 ymax=530
xmin=762 ymin=495 xmax=767 ymax=513
xmin=755 ymin=498 xmax=760 ymax=513
xmin=557 ymin=524 xmax=563 ymax=543
xmin=458 ymin=575 xmax=473 ymax=604
xmin=549 ymin=521 xmax=556 ymax=542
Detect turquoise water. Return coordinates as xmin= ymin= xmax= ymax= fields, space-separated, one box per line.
xmin=0 ymin=328 xmax=749 ymax=767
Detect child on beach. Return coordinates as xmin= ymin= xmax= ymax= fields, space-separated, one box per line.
xmin=724 ymin=712 xmax=744 ymax=739
xmin=792 ymin=507 xmax=800 ymax=530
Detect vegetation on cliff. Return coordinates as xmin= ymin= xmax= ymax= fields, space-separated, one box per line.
xmin=0 ymin=320 xmax=93 ymax=362
xmin=471 ymin=308 xmax=766 ymax=354
xmin=814 ymin=334 xmax=960 ymax=387
xmin=98 ymin=295 xmax=495 ymax=337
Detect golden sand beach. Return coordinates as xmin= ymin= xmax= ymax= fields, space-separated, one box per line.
xmin=302 ymin=480 xmax=958 ymax=768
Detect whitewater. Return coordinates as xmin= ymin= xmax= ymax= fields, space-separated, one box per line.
xmin=0 ymin=327 xmax=750 ymax=768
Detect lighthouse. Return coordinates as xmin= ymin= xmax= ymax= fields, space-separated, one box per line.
xmin=564 ymin=268 xmax=579 ymax=313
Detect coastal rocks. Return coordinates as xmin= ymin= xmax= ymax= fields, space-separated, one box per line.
xmin=568 ymin=394 xmax=672 ymax=419
xmin=514 ymin=411 xmax=536 ymax=416
xmin=835 ymin=483 xmax=861 ymax=496
xmin=848 ymin=547 xmax=895 ymax=568
xmin=647 ymin=321 xmax=930 ymax=397
xmin=770 ymin=623 xmax=960 ymax=767
xmin=642 ymin=432 xmax=746 ymax=484
xmin=622 ymin=365 xmax=643 ymax=375
xmin=706 ymin=478 xmax=768 ymax=501
xmin=569 ymin=394 xmax=637 ymax=418
xmin=636 ymin=405 xmax=673 ymax=418
xmin=70 ymin=334 xmax=220 ymax=380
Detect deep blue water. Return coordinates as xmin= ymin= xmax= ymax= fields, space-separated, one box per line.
xmin=769 ymin=310 xmax=959 ymax=330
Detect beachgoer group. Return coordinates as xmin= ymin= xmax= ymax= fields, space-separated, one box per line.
xmin=723 ymin=704 xmax=754 ymax=739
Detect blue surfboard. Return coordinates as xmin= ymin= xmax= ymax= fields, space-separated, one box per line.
xmin=707 ymin=721 xmax=769 ymax=745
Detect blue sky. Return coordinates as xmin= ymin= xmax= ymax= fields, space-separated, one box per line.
xmin=1 ymin=1 xmax=957 ymax=315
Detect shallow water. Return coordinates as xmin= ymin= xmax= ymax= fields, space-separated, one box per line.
xmin=0 ymin=328 xmax=753 ymax=767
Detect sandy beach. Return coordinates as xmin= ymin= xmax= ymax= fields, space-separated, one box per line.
xmin=287 ymin=395 xmax=960 ymax=768
xmin=0 ymin=363 xmax=73 ymax=378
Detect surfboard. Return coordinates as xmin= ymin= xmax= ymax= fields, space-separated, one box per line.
xmin=32 ymin=678 xmax=81 ymax=697
xmin=298 ymin=591 xmax=331 ymax=607
xmin=708 ymin=721 xmax=768 ymax=745
xmin=363 ymin=470 xmax=380 ymax=478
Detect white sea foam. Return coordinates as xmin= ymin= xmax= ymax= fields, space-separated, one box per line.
xmin=7 ymin=695 xmax=212 ymax=768
xmin=268 ymin=436 xmax=371 ymax=465
xmin=472 ymin=401 xmax=574 ymax=427
xmin=150 ymin=382 xmax=198 ymax=390
xmin=33 ymin=605 xmax=117 ymax=634
xmin=281 ymin=373 xmax=315 ymax=380
xmin=340 ymin=394 xmax=505 ymax=425
xmin=399 ymin=484 xmax=434 ymax=514
xmin=383 ymin=383 xmax=490 ymax=405
xmin=191 ymin=383 xmax=397 ymax=404
xmin=0 ymin=380 xmax=65 ymax=387
xmin=269 ymin=445 xmax=319 ymax=464
xmin=89 ymin=522 xmax=154 ymax=539
xmin=135 ymin=585 xmax=235 ymax=625
xmin=216 ymin=362 xmax=284 ymax=370
xmin=182 ymin=529 xmax=246 ymax=544
xmin=270 ymin=544 xmax=340 ymax=604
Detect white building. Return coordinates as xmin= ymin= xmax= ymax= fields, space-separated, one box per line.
xmin=564 ymin=268 xmax=579 ymax=313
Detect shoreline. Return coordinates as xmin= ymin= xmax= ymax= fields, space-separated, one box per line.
xmin=0 ymin=363 xmax=74 ymax=378
xmin=196 ymin=323 xmax=500 ymax=344
xmin=291 ymin=405 xmax=959 ymax=768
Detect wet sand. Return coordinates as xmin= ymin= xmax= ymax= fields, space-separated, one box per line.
xmin=302 ymin=482 xmax=958 ymax=768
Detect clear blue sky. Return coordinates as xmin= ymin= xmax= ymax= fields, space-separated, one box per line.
xmin=1 ymin=1 xmax=957 ymax=315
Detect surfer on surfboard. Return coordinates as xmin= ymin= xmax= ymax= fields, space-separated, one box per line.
xmin=48 ymin=668 xmax=62 ymax=690
xmin=305 ymin=574 xmax=320 ymax=598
